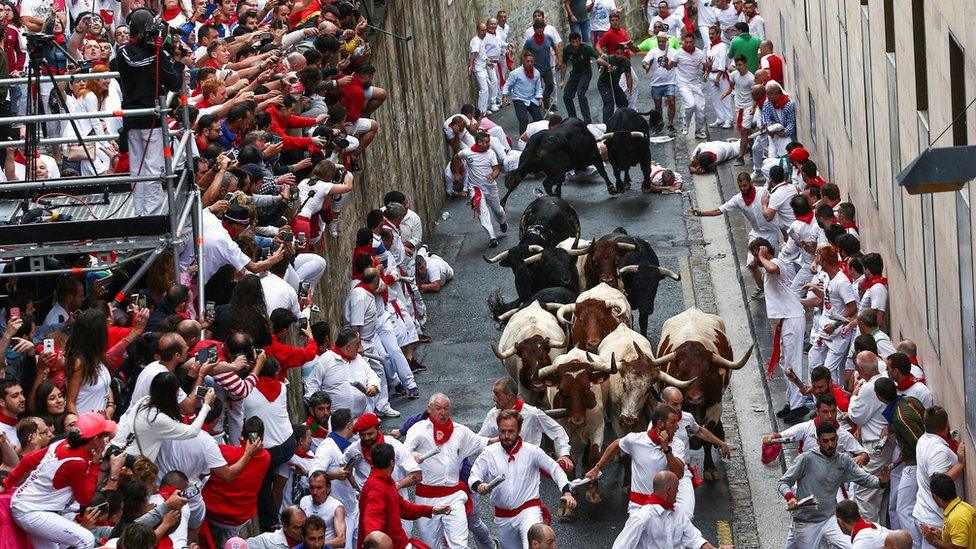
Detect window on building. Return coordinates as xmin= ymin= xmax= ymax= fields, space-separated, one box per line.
xmin=911 ymin=0 xmax=928 ymax=111
xmin=780 ymin=12 xmax=788 ymax=65
xmin=861 ymin=6 xmax=878 ymax=205
xmin=839 ymin=7 xmax=851 ymax=138
xmin=887 ymin=54 xmax=905 ymax=268
xmin=918 ymin=114 xmax=938 ymax=350
xmin=819 ymin=0 xmax=829 ymax=82
xmin=958 ymin=188 xmax=976 ymax=436
xmin=793 ymin=49 xmax=801 ymax=93
xmin=803 ymin=0 xmax=811 ymax=36
xmin=826 ymin=139 xmax=835 ymax=182
xmin=883 ymin=0 xmax=895 ymax=53
xmin=950 ymin=34 xmax=968 ymax=147
xmin=808 ymin=90 xmax=817 ymax=147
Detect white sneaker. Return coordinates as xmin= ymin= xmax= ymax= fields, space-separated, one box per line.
xmin=682 ymin=128 xmax=689 ymax=136
xmin=377 ymin=408 xmax=401 ymax=418
xmin=695 ymin=131 xmax=707 ymax=139
xmin=708 ymin=121 xmax=723 ymax=128
xmin=489 ymin=105 xmax=500 ymax=113
xmin=328 ymin=220 xmax=339 ymax=238
xmin=722 ymin=122 xmax=733 ymax=129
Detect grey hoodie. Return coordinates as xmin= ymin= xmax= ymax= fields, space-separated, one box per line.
xmin=777 ymin=447 xmax=882 ymax=523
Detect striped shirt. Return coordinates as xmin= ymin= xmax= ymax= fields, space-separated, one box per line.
xmin=886 ymin=395 xmax=925 ymax=466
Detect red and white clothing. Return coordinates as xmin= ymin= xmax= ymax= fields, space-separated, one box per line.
xmin=242 ymin=378 xmax=294 ymax=447
xmin=469 ymin=439 xmax=570 ymax=549
xmin=739 ymin=12 xmax=766 ymax=39
xmin=761 ymin=258 xmax=807 ymax=410
xmin=913 ymin=433 xmax=962 ymax=533
xmin=691 ymin=140 xmax=738 ymax=167
xmin=765 ymin=180 xmax=798 ymax=232
xmin=479 ymin=402 xmax=571 ymax=457
xmin=617 ymin=430 xmax=686 ymax=514
xmin=75 ymin=363 xmax=111 ymax=416
xmin=780 ymin=419 xmax=864 ymax=456
xmin=149 ymin=486 xmax=190 ymax=547
xmin=719 ymin=185 xmax=780 ymax=252
xmin=156 ymin=431 xmax=228 ymax=528
xmin=10 ymin=441 xmax=100 ymax=549
xmin=611 ymin=495 xmax=708 ymax=549
xmin=760 ymin=53 xmax=785 ymax=88
xmin=897 ymin=375 xmax=933 ymax=409
xmin=457 ymin=146 xmax=507 ymax=240
xmin=706 ymin=39 xmax=732 ymax=126
xmin=850 ymin=519 xmax=890 ymax=548
xmin=674 ymin=47 xmax=707 ymax=132
xmin=729 ymin=69 xmax=756 ymax=130
xmin=305 ymin=349 xmax=380 ymax=421
xmin=818 ymin=271 xmax=858 ymax=386
xmin=671 ymin=412 xmax=700 ymax=519
xmin=309 ymin=434 xmax=358 ymax=549
xmin=779 ymin=214 xmax=819 ymax=293
xmin=0 ymin=413 xmax=17 ymax=451
xmin=404 ymin=419 xmax=489 ymax=549
xmin=344 ymin=437 xmax=420 ymax=499
xmin=859 ymin=276 xmax=888 ymax=314
xmin=299 ymin=495 xmax=343 ymax=540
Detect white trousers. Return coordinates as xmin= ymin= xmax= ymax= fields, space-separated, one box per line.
xmin=475 ymin=182 xmax=508 ymax=239
xmin=363 ymin=337 xmax=394 ymax=414
xmin=487 ymin=64 xmax=500 ymax=106
xmin=378 ymin=319 xmax=417 ymax=390
xmin=677 ymin=82 xmax=706 ymax=133
xmin=289 ymin=254 xmax=327 ymax=290
xmin=752 ymin=134 xmax=769 ymax=172
xmin=853 ymin=437 xmax=892 ymax=523
xmin=824 ymin=335 xmax=853 ymax=387
xmin=474 ymin=68 xmax=491 ymax=114
xmin=788 ymin=516 xmax=852 ymax=549
xmin=344 ymin=508 xmax=359 ymax=549
xmin=897 ymin=465 xmax=922 ymax=545
xmin=777 ymin=316 xmax=808 ymax=409
xmin=12 ymin=507 xmax=96 ymax=549
xmin=676 ymin=474 xmax=696 ymax=520
xmin=417 ymin=492 xmax=469 ymax=549
xmin=707 ymin=79 xmax=733 ymax=125
xmin=495 ymin=506 xmax=544 ymax=549
xmin=789 ymin=262 xmax=814 ymax=293
xmin=888 ymin=458 xmax=903 ymax=529
xmin=128 ymin=127 xmax=167 ymax=216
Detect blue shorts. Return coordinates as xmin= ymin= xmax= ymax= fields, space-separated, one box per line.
xmin=651 ymin=84 xmax=676 ymax=100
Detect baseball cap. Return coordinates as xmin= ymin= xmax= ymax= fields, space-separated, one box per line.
xmin=223 ymin=204 xmax=251 ymax=226
xmin=76 ymin=412 xmax=117 ymax=439
xmin=225 ymin=537 xmax=247 ymax=549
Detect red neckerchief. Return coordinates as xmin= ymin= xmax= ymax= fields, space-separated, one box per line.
xmin=859 ymin=275 xmax=887 ymax=292
xmin=771 ymin=92 xmax=791 ymax=109
xmin=305 ymin=417 xmax=329 ymax=438
xmin=940 ymin=432 xmax=960 ymax=453
xmin=432 ymin=416 xmax=455 ymax=444
xmin=255 ymin=377 xmax=283 ymax=401
xmin=756 ymin=95 xmax=767 ymax=107
xmin=910 ymin=356 xmax=920 ymax=366
xmin=513 ymin=398 xmax=525 ymax=412
xmin=646 ymin=428 xmax=664 ymax=447
xmin=471 ymin=143 xmax=489 ymax=153
xmin=361 ymin=433 xmax=386 ymax=466
xmin=0 ymin=412 xmax=16 ymax=426
xmin=850 ymin=518 xmax=877 ymax=541
xmin=681 ymin=43 xmax=695 ymax=53
xmin=162 ymin=6 xmax=183 ymax=20
xmin=525 ymin=67 xmax=535 ymax=78
xmin=295 ymin=447 xmax=314 ymax=459
xmin=330 ymin=345 xmax=356 ymax=362
xmin=709 ymin=37 xmax=721 ymax=47
xmin=841 ymin=258 xmax=854 ymax=282
xmin=895 ymin=375 xmax=918 ymax=392
xmin=532 ymin=34 xmax=545 ymax=45
xmin=356 ymin=281 xmax=377 ymax=296
xmin=806 ymin=176 xmax=826 ymax=188
xmin=813 ymin=417 xmax=840 ymax=429
xmin=741 ymin=186 xmax=757 ymax=206
xmin=156 ymin=485 xmax=179 ymax=549
xmin=505 ymin=436 xmax=524 ymax=461
xmin=644 ymin=493 xmax=674 ymax=511
xmin=391 ymin=300 xmax=404 ymax=320
xmin=795 ymin=212 xmax=814 ymax=224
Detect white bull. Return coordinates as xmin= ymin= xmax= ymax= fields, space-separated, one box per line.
xmin=492 ymin=301 xmax=568 ymax=406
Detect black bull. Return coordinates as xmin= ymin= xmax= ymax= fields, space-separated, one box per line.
xmin=604 ymin=107 xmax=653 ymax=191
xmin=502 ymin=118 xmax=615 ymax=206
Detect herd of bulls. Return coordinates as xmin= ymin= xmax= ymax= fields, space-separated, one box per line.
xmin=483 ymin=196 xmax=754 ymax=504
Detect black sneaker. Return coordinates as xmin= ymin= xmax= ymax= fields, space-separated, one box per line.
xmin=499 ymin=222 xmax=508 ymax=234
xmin=783 ymin=406 xmax=810 ymax=425
xmin=410 ymin=360 xmax=428 ymax=372
xmin=488 ymin=238 xmax=499 ymax=248
xmin=667 ymin=125 xmax=677 ymax=136
xmin=734 ymin=156 xmax=745 ymax=166
xmin=775 ymin=404 xmax=791 ymax=419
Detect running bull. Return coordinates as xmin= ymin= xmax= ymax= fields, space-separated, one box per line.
xmin=602 ymin=107 xmax=652 ymax=192
xmin=491 ymin=300 xmax=568 ymax=406
xmin=655 ymin=307 xmax=753 ymax=480
xmin=556 ymin=282 xmax=632 ymax=353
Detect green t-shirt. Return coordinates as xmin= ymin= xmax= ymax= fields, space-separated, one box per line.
xmin=562 ymin=42 xmax=599 ymax=72
xmin=636 ymin=36 xmax=679 ymax=52
xmin=728 ymin=32 xmax=762 ymax=72
xmin=599 ymin=54 xmax=631 ymax=83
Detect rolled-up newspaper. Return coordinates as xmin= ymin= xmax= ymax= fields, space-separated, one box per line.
xmin=362 ymin=352 xmax=384 ymax=362
xmin=570 ymin=471 xmax=601 ymax=490
xmin=766 ymin=436 xmax=796 ymax=445
xmin=345 ymin=453 xmax=363 ymax=470
xmin=544 ymin=408 xmax=569 ymax=419
xmin=350 ymin=381 xmax=369 ymax=394
xmin=873 ymin=436 xmax=889 ymax=455
xmin=484 ymin=474 xmax=506 ymax=492
xmin=788 ymin=495 xmax=818 ymax=511
xmin=418 ymin=446 xmax=441 ymax=463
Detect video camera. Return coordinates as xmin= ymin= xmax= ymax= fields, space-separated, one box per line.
xmin=310 ymin=124 xmax=350 ymax=152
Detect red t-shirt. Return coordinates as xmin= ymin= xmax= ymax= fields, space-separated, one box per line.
xmin=340 ymin=73 xmax=366 ymax=123
xmin=597 ymin=27 xmax=631 ymax=57
xmin=202 ymin=445 xmax=270 ymax=526
xmin=763 ymin=53 xmax=784 ymax=88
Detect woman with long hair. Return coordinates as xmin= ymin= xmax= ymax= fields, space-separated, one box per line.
xmin=109 ymin=372 xmax=214 ymax=460
xmin=292 ymin=160 xmax=354 ymax=253
xmin=210 ymin=274 xmax=272 ymax=346
xmin=30 ymin=381 xmax=67 ymax=431
xmin=0 ymin=1 xmax=26 ymax=116
xmin=62 ymin=70 xmax=108 ymax=176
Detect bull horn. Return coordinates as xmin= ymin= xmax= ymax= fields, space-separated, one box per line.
xmin=491 ymin=343 xmax=517 ymax=361
xmin=596 ymin=132 xmax=614 ymax=142
xmin=658 ymin=371 xmax=696 ymax=389
xmin=523 ymin=252 xmax=543 ymax=265
xmin=527 ymin=245 xmax=544 ymax=253
xmin=567 ymin=246 xmax=589 ymax=257
xmin=657 ymin=266 xmax=681 ymax=281
xmin=535 ymin=364 xmax=559 ymax=380
xmin=585 ymin=351 xmax=595 ymax=363
xmin=630 ymin=131 xmax=645 ymax=139
xmin=544 ymin=408 xmax=569 ymax=419
xmin=608 ymin=353 xmax=617 ymax=374
xmin=483 ymin=250 xmax=509 ymax=264
xmin=545 ymin=303 xmax=562 ymax=312
xmin=556 ymin=303 xmax=575 ymax=325
xmin=571 ymin=236 xmax=579 ymax=249
xmin=496 ymin=309 xmax=518 ymax=322
xmin=650 ymin=352 xmax=676 ymax=366
xmin=548 ymin=337 xmax=567 ymax=349
xmin=618 ymin=265 xmax=639 ymax=275
xmin=632 ymin=341 xmax=646 ymax=359
xmin=616 ymin=242 xmax=637 ymax=251
xmin=710 ymin=344 xmax=754 ymax=370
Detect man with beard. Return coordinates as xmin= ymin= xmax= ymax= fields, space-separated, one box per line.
xmin=404 ymin=394 xmax=492 ymax=549
xmin=309 ymin=408 xmax=359 ymax=549
xmin=469 ymin=410 xmax=575 ymax=549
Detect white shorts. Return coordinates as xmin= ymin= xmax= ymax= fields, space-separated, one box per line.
xmin=345 ymin=117 xmax=374 ymax=136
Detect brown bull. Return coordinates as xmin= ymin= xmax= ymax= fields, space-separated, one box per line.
xmin=556 ymin=283 xmax=632 ymax=353
xmin=656 ymin=308 xmax=753 ymax=480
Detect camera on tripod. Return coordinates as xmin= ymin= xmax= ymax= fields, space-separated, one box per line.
xmin=142 ymin=18 xmax=169 ymax=43
xmin=24 ymin=32 xmax=54 ymax=57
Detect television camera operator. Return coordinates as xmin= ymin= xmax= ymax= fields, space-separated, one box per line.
xmin=118 ymin=9 xmax=184 ymax=216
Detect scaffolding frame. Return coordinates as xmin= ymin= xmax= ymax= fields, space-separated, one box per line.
xmin=0 ymin=74 xmax=206 ymax=316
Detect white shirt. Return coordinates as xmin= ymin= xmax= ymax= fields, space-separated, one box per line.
xmin=343 ymin=286 xmax=378 ymax=343
xmin=705 ymin=41 xmax=729 ymax=84
xmin=483 ymin=32 xmax=502 ymax=61
xmin=0 ymin=419 xmax=17 ymax=452
xmin=718 ymin=186 xmax=779 ymax=237
xmin=457 ymin=147 xmax=500 ymax=188
xmin=75 ymin=363 xmax=111 ymax=416
xmin=779 ymin=218 xmax=819 ymax=267
xmin=182 ymin=209 xmax=252 ymax=283
xmin=422 ymin=253 xmax=454 ymax=284
xmin=404 ymin=419 xmax=488 ymax=487
xmin=400 ymin=209 xmax=423 ymax=247
xmin=780 ymin=419 xmax=865 ymax=456
xmin=496 ymin=23 xmax=510 ymax=47
xmin=643 ymin=47 xmax=678 ymax=87
xmin=651 ymin=13 xmax=683 ymax=37
xmin=129 ymin=361 xmax=188 ymax=409
xmin=299 ymin=495 xmax=343 ymax=539
xmin=611 ymin=502 xmax=708 ymax=549
xmin=443 ymin=114 xmax=475 ymax=147
xmin=590 ymin=0 xmax=617 ymax=32
xmin=344 ymin=437 xmax=420 ymax=495
xmin=469 ymin=440 xmax=570 ymax=511
xmin=479 ymin=404 xmax=572 ymax=457
xmin=763 ymin=258 xmax=804 ymax=319
xmin=820 ymin=271 xmax=857 ymax=346
xmin=914 ymin=433 xmax=962 ymax=526
xmin=297 ymin=179 xmax=335 ymax=219
xmin=673 ymin=412 xmax=700 ymax=467
xmin=469 ymin=35 xmax=487 ymax=71
xmin=148 ymin=491 xmax=190 ymax=549
xmin=847 ymin=375 xmax=888 ymax=441
xmin=522 ymin=119 xmax=550 ymax=142
xmin=692 ymin=140 xmax=738 ymax=163
xmin=304 ymin=351 xmax=379 ymax=420
xmin=42 ymin=303 xmax=68 ymax=326
xmin=850 ymin=522 xmax=889 ymax=548
xmin=673 ymin=47 xmax=706 ymax=86
xmin=898 ymin=379 xmax=933 ymax=408
xmin=262 ymin=273 xmax=300 ymax=316
xmin=156 ymin=431 xmax=227 ymax=486
xmin=729 ymin=69 xmax=755 ymax=108
xmin=309 ymin=435 xmax=359 ymax=516
xmin=860 ymin=283 xmax=888 ymax=313
xmin=618 ymin=431 xmax=686 ymax=499
xmin=715 ymin=6 xmax=740 ymax=42
xmin=766 ymin=182 xmax=798 ymax=231
xmin=739 ymin=13 xmax=766 ymax=39
xmin=242 ymin=380 xmax=293 ymax=447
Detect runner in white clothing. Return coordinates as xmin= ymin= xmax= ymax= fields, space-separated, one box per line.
xmin=456 ymin=132 xmax=507 ymax=247
xmin=298 ymin=472 xmax=346 ymax=548
xmin=611 ymin=471 xmax=720 ymax=549
xmin=803 ymin=248 xmax=858 ymax=387
xmin=763 ymin=394 xmax=867 ymax=460
xmin=674 ymin=34 xmax=708 ymax=139
xmin=303 ymin=328 xmax=381 ymax=421
xmin=835 ymin=500 xmax=890 ymax=549
xmin=913 ymin=408 xmax=966 ymax=549
xmin=404 ymin=394 xmax=491 ymax=549
xmin=309 ymin=409 xmax=359 ymax=549
xmin=778 ymin=196 xmax=819 ymax=292
xmin=688 ymin=139 xmax=738 ymax=173
xmin=469 ymin=409 xmax=575 ymax=549
xmin=478 ymin=378 xmax=572 ymax=469
xmin=470 ymin=24 xmax=492 ymax=114
xmin=760 ymin=165 xmax=799 ymax=231
xmin=704 ymin=26 xmax=732 ymax=129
